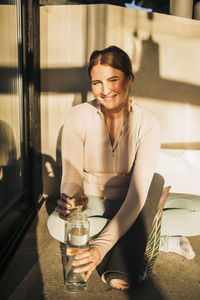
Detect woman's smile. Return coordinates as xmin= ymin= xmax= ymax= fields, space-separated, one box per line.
xmin=100 ymin=94 xmax=118 ymax=101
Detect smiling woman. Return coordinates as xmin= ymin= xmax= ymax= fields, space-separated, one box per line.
xmin=47 ymin=45 xmax=165 ymax=291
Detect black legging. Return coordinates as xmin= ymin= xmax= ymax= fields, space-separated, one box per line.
xmin=96 ymin=173 xmax=165 ymax=284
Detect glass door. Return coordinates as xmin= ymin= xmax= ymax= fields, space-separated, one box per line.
xmin=0 ymin=0 xmax=35 ymax=275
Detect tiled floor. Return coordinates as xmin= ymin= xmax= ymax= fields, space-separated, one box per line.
xmin=1 ymin=201 xmax=200 ymax=300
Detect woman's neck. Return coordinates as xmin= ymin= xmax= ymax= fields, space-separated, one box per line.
xmin=101 ymin=100 xmax=128 ymax=120
xmin=102 ymin=109 xmax=125 ymax=120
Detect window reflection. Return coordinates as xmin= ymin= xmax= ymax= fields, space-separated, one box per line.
xmin=0 ymin=0 xmax=24 ymax=205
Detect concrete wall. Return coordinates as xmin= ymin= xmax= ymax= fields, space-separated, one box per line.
xmin=40 ymin=4 xmax=200 ymax=197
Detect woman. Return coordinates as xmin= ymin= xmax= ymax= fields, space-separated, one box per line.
xmin=49 ymin=45 xmax=166 ymax=290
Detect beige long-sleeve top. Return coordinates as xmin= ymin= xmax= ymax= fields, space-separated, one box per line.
xmin=61 ymin=99 xmax=160 ymax=260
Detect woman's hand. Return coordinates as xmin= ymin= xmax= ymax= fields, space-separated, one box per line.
xmin=55 ymin=193 xmax=88 ymax=220
xmin=72 ymin=246 xmax=101 ymax=282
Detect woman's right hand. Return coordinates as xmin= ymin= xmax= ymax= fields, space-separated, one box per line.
xmin=55 ymin=193 xmax=88 ymax=220
xmin=55 ymin=193 xmax=72 ymax=220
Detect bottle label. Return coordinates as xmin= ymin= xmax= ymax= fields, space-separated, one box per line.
xmin=68 ymin=233 xmax=88 ymax=247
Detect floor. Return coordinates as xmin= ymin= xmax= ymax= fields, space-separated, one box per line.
xmin=0 ymin=200 xmax=200 ymax=300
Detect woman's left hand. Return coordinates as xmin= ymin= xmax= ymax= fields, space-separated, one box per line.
xmin=72 ymin=246 xmax=101 ymax=281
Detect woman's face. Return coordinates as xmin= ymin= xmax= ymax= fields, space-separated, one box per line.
xmin=90 ymin=64 xmax=132 ymax=113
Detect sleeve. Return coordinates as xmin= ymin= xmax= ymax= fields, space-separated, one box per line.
xmin=60 ymin=108 xmax=85 ymax=199
xmin=90 ymin=118 xmax=161 ymax=260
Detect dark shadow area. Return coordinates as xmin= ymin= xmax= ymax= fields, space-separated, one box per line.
xmin=0 ymin=120 xmax=33 ymax=267
xmin=41 ymin=67 xmax=90 ymax=102
xmin=0 ymin=120 xmax=19 ymax=205
xmin=44 ymin=125 xmax=63 ymax=215
xmin=131 ymin=277 xmax=167 ymax=299
xmin=0 ymin=121 xmax=44 ymax=299
xmin=135 ymin=0 xmax=170 ymax=14
xmin=60 ymin=242 xmax=67 ymax=284
xmin=135 ymin=0 xmax=200 ymax=19
xmin=0 ymin=67 xmax=18 ymax=94
xmin=0 ymin=214 xmax=45 ymax=300
xmin=39 ymin=0 xmax=128 ymax=6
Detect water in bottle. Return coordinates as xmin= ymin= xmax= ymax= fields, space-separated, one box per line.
xmin=65 ymin=211 xmax=90 ymax=292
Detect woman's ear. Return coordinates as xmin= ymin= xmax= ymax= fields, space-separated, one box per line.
xmin=127 ymin=74 xmax=134 ymax=86
xmin=130 ymin=73 xmax=134 ymax=84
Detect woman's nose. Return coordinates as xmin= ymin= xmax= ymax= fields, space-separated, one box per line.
xmin=101 ymin=82 xmax=110 ymax=95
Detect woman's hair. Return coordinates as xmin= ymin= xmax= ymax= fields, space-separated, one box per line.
xmin=88 ymin=45 xmax=134 ymax=81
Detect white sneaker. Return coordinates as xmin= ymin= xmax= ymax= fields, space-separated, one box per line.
xmin=159 ymin=236 xmax=195 ymax=260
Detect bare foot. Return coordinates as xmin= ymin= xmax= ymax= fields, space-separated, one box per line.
xmin=110 ymin=279 xmax=130 ymax=290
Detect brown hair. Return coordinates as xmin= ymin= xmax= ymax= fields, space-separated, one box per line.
xmin=88 ymin=45 xmax=134 ymax=81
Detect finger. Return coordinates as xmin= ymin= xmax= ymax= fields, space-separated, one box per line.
xmin=57 ymin=199 xmax=71 ymax=210
xmin=55 ymin=206 xmax=70 ymax=215
xmin=72 ymin=256 xmax=92 ymax=267
xmin=55 ymin=206 xmax=70 ymax=217
xmin=84 ymin=269 xmax=93 ymax=282
xmin=60 ymin=193 xmax=71 ymax=202
xmin=73 ymin=262 xmax=95 ymax=274
xmin=84 ymin=262 xmax=97 ymax=281
xmin=74 ymin=251 xmax=90 ymax=260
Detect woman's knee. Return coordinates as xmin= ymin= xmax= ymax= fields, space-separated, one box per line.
xmin=47 ymin=210 xmax=66 ymax=243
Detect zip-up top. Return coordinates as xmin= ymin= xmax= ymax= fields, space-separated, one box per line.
xmin=61 ymin=99 xmax=160 ymax=260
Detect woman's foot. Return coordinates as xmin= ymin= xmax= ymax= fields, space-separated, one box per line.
xmin=110 ymin=278 xmax=130 ymax=290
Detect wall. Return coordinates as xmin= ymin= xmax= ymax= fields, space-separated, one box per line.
xmin=40 ymin=4 xmax=200 ymax=196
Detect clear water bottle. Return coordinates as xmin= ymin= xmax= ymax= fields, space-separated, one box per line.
xmin=65 ymin=211 xmax=90 ymax=293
